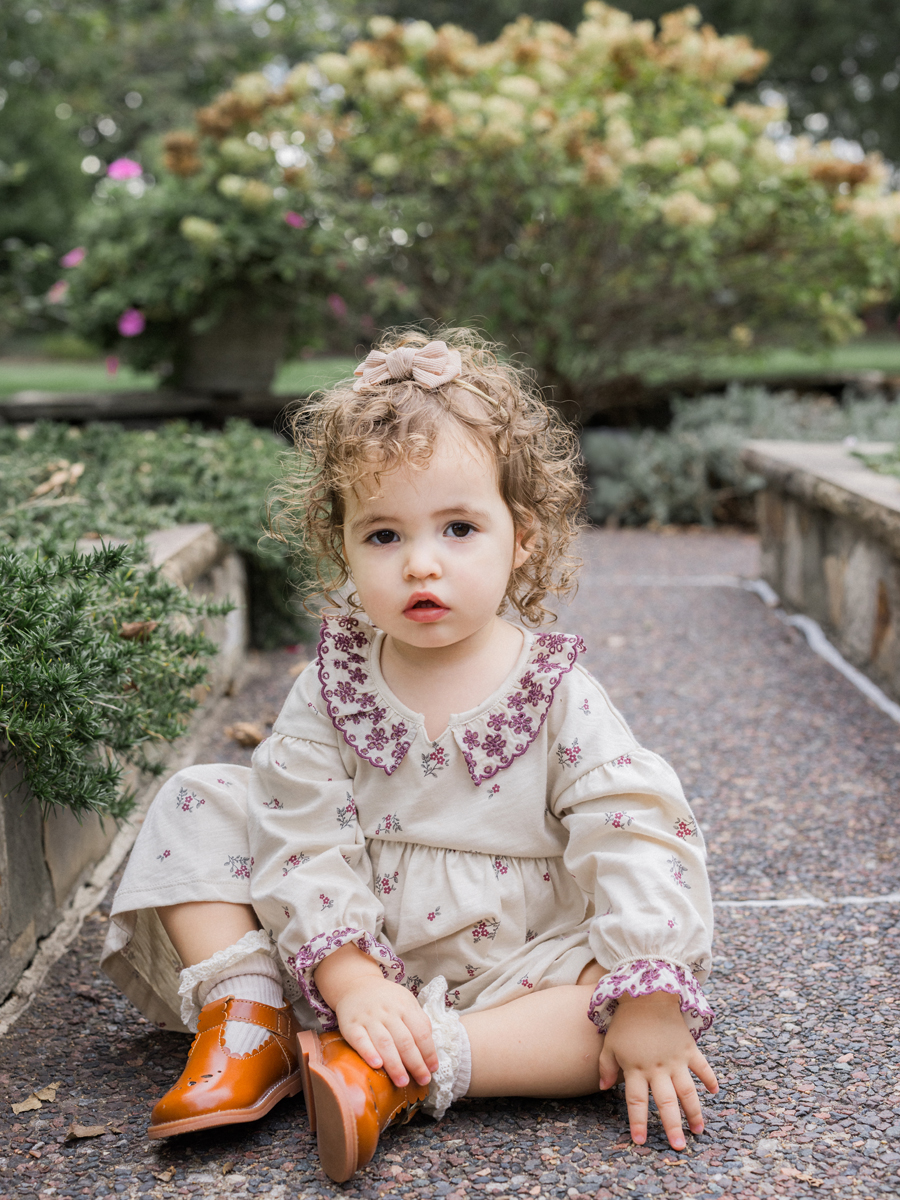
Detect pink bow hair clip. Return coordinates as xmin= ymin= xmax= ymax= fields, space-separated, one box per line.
xmin=352 ymin=340 xmax=463 ymax=392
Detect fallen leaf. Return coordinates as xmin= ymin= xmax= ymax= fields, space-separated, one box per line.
xmin=224 ymin=721 xmax=266 ymax=747
xmin=119 ymin=620 xmax=159 ymax=641
xmin=288 ymin=658 xmax=310 ymax=677
xmin=65 ymin=1123 xmax=107 ymax=1141
xmin=221 ymin=1162 xmax=234 ymax=1176
xmin=153 ymin=1167 xmax=176 ymax=1182
xmin=34 ymin=1082 xmax=62 ymax=1102
xmin=11 ymin=1095 xmax=43 ymax=1114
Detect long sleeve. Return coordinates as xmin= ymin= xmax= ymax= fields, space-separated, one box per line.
xmin=549 ymin=666 xmax=714 ymax=1040
xmin=247 ymin=667 xmax=404 ymax=1028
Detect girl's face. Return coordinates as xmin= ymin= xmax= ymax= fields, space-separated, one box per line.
xmin=342 ymin=430 xmax=531 ymax=650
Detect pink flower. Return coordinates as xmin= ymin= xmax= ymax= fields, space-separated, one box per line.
xmin=327 ymin=293 xmax=348 ymax=319
xmin=60 ymin=247 xmax=86 ymax=268
xmin=107 ymin=157 xmax=142 ymax=180
xmin=105 ymin=356 xmax=119 ymax=376
xmin=284 ymin=210 xmax=306 ymax=228
xmin=118 ymin=308 xmax=145 ymax=337
xmin=46 ymin=280 xmax=69 ymax=304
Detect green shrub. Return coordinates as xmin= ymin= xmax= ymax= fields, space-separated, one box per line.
xmin=0 ymin=419 xmax=308 ymax=647
xmin=582 ymin=386 xmax=900 ymax=525
xmin=1 ymin=543 xmax=230 ymax=819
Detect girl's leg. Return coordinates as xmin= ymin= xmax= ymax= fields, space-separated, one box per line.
xmin=157 ymin=901 xmax=260 ymax=966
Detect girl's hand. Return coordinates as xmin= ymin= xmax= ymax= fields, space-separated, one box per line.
xmin=314 ymin=943 xmax=438 ymax=1089
xmin=598 ymin=991 xmax=718 ymax=1151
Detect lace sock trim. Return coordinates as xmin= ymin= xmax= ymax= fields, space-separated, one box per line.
xmin=177 ymin=930 xmax=278 ymax=1031
xmin=587 ymin=957 xmax=715 ymax=1043
xmin=418 ymin=976 xmax=468 ymax=1121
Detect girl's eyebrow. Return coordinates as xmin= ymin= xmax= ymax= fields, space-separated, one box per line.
xmin=349 ymin=505 xmax=490 ymax=533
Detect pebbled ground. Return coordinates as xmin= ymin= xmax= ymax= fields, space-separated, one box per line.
xmin=3 ymin=528 xmax=899 ymax=1200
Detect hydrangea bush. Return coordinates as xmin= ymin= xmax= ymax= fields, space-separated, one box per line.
xmin=64 ymin=3 xmax=900 ymax=408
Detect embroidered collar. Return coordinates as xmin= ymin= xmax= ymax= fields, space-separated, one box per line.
xmin=317 ymin=616 xmax=584 ymax=784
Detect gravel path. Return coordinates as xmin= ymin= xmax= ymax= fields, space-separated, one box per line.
xmin=3 ymin=528 xmax=899 ymax=1199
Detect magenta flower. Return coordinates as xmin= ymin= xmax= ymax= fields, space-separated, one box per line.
xmin=46 ymin=280 xmax=69 ymax=304
xmin=117 ymin=308 xmax=145 ymax=337
xmin=60 ymin=247 xmax=86 ymax=268
xmin=107 ymin=158 xmax=142 ymax=180
xmin=284 ymin=210 xmax=306 ymax=229
xmin=327 ymin=293 xmax=348 ymax=319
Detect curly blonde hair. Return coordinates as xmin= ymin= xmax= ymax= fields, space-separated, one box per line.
xmin=271 ymin=327 xmax=584 ymax=626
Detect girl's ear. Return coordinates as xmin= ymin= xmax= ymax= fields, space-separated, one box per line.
xmin=513 ymin=521 xmax=536 ymax=570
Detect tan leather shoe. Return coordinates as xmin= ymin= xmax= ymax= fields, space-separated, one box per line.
xmin=148 ymin=997 xmax=303 ymax=1138
xmin=298 ymin=1030 xmax=429 ymax=1182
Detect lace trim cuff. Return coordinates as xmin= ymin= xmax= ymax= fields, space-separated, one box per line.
xmin=588 ymin=957 xmax=715 ymax=1043
xmin=286 ymin=927 xmax=405 ymax=1031
xmin=177 ymin=929 xmax=276 ymax=1031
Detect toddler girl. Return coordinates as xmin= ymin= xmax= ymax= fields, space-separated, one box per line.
xmin=101 ymin=330 xmax=717 ymax=1182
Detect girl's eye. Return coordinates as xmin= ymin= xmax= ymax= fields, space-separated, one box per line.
xmin=445 ymin=522 xmax=475 ymax=539
xmin=368 ymin=529 xmax=398 ymax=545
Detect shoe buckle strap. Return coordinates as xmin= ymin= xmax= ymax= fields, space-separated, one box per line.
xmin=198 ymin=996 xmax=293 ymax=1039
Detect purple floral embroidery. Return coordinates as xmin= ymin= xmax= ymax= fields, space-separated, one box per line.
xmin=462 ymin=729 xmax=480 ymax=749
xmin=668 ymin=855 xmax=690 ymax=888
xmin=224 ymin=854 xmax=253 ymax=880
xmin=611 ymin=754 xmax=632 ymax=768
xmin=604 ymin=810 xmax=633 ymax=829
xmin=335 ymin=680 xmax=358 ymax=704
xmin=265 ymin=797 xmax=283 ymax=809
xmin=405 ymin=974 xmax=424 ymax=997
xmin=366 ymin=726 xmax=389 ymax=753
xmin=471 ymin=918 xmax=500 ymax=942
xmin=482 ymin=733 xmax=507 ymax=759
xmin=689 ymin=959 xmax=706 ymax=975
xmin=336 ymin=793 xmax=357 ymax=829
xmin=422 ymin=746 xmax=446 ymax=777
xmin=674 ymin=817 xmax=698 ymax=839
xmin=175 ymin=786 xmax=205 ymax=813
xmin=491 ymin=856 xmax=509 ymax=879
xmin=518 ymin=975 xmax=534 ymax=989
xmin=487 ymin=712 xmax=508 ymax=732
xmin=157 ymin=849 xmax=171 ymax=862
xmin=282 ymin=851 xmax=310 ymax=875
xmin=287 ymin=928 xmax=405 ymax=1029
xmin=319 ymin=894 xmax=334 ymax=910
xmin=588 ymin=959 xmax=714 ymax=1042
xmin=556 ymin=738 xmax=581 ymax=768
xmin=427 ymin=906 xmax=441 ymax=921
xmin=375 ymin=812 xmax=403 ymax=835
xmin=374 ymin=871 xmax=399 ymax=897
xmin=509 ymin=712 xmax=533 ymax=737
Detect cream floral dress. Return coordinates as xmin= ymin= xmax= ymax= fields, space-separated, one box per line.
xmin=102 ymin=616 xmax=714 ymax=1039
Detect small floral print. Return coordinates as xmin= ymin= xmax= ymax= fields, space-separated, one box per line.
xmin=518 ymin=975 xmax=534 ymax=990
xmin=427 ymin=907 xmax=441 ymax=922
xmin=319 ymin=894 xmax=334 ymax=910
xmin=542 ymin=871 xmax=551 ymax=882
xmin=307 ymin=702 xmax=319 ymax=715
xmin=674 ymin=817 xmax=698 ymax=839
xmin=264 ymin=797 xmax=284 ymax=809
xmin=336 ymin=793 xmax=357 ymax=829
xmin=471 ymin=918 xmax=500 ymax=942
xmin=668 ymin=855 xmax=691 ymax=889
xmin=604 ymin=810 xmax=633 ymax=829
xmin=274 ymin=761 xmax=286 ymax=770
xmin=217 ymin=777 xmax=234 ymax=786
xmin=225 ymin=854 xmax=253 ymax=880
xmin=488 ymin=783 xmax=500 ymax=798
xmin=375 ymin=813 xmax=403 ymax=835
xmin=556 ymin=738 xmax=581 ymax=768
xmin=491 ymin=856 xmax=509 ymax=879
xmin=156 ymin=849 xmax=171 ymax=862
xmin=611 ymin=754 xmax=632 ymax=768
xmin=525 ymin=928 xmax=537 ymax=943
xmin=422 ymin=746 xmax=447 ymax=777
xmin=405 ymin=975 xmax=424 ymax=997
xmin=580 ymin=698 xmax=591 ymax=714
xmin=445 ymin=989 xmax=462 ymax=1009
xmin=689 ymin=959 xmax=706 ymax=975
xmin=465 ymin=963 xmax=477 ymax=978
xmin=667 ymin=917 xmax=677 ymax=929
xmin=283 ymin=906 xmax=291 ymax=919
xmin=374 ymin=871 xmax=399 ymax=897
xmin=174 ymin=785 xmax=205 ymax=814
xmin=282 ymin=851 xmax=310 ymax=875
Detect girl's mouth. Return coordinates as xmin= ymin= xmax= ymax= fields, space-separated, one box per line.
xmin=404 ymin=595 xmax=450 ymax=623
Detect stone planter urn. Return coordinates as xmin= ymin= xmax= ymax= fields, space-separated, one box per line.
xmin=177 ymin=302 xmax=292 ymax=400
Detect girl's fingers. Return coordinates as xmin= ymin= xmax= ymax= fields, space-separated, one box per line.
xmin=406 ymin=1011 xmax=439 ymax=1073
xmin=344 ymin=1024 xmax=385 ymax=1072
xmin=673 ymin=1068 xmax=705 ymax=1136
xmin=385 ymin=1018 xmax=432 ymax=1087
xmin=598 ymin=1042 xmax=621 ymax=1091
xmin=623 ymin=1072 xmax=650 ymax=1145
xmin=649 ymin=1075 xmax=687 ymax=1151
xmin=369 ymin=1025 xmax=412 ymax=1087
xmin=690 ymin=1050 xmax=719 ymax=1096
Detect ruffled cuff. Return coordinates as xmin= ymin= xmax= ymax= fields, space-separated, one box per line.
xmin=286 ymin=927 xmax=405 ymax=1031
xmin=588 ymin=957 xmax=715 ymax=1043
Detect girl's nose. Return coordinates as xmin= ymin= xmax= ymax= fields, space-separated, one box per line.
xmin=402 ymin=539 xmax=442 ymax=582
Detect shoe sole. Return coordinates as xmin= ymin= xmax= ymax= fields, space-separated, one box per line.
xmin=297 ymin=1031 xmax=359 ymax=1183
xmin=146 ymin=1069 xmax=303 ymax=1139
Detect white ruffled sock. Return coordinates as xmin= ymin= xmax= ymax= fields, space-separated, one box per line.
xmin=417 ymin=977 xmax=472 ymax=1120
xmin=178 ymin=931 xmax=286 ymax=1056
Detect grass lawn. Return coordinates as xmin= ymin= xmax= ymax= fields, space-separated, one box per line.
xmin=0 ymin=356 xmax=358 ymax=397
xmin=3 ymin=342 xmax=900 ymax=397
